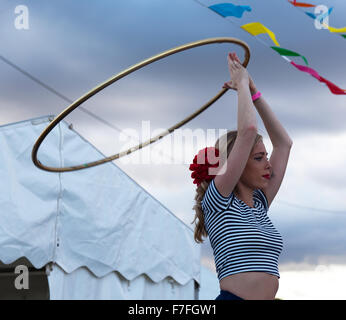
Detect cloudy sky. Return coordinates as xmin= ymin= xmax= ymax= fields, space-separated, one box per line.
xmin=1 ymin=0 xmax=346 ymax=299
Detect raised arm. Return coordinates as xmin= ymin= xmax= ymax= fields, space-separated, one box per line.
xmin=214 ymin=53 xmax=258 ymax=198
xmin=251 ymin=85 xmax=292 ymax=207
xmin=250 ymin=83 xmax=292 ymax=148
xmin=225 ymin=52 xmax=293 ymax=207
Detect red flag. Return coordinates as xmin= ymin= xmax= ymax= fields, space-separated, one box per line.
xmin=290 ymin=61 xmax=346 ymax=95
xmin=289 ymin=0 xmax=315 ymax=8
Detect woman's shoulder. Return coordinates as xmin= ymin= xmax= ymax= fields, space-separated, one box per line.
xmin=202 ymin=179 xmax=234 ymax=212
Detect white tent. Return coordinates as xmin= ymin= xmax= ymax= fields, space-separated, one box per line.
xmin=0 ymin=116 xmax=200 ymax=299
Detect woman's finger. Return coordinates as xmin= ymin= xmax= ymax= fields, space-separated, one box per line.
xmin=233 ymin=53 xmax=241 ymax=64
xmin=228 ymin=60 xmax=236 ymax=70
xmin=232 ymin=53 xmax=237 ymax=62
xmin=228 ymin=53 xmax=235 ymax=62
xmin=228 ymin=58 xmax=235 ymax=67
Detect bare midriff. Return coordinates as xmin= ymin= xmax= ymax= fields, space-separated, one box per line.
xmin=219 ymin=272 xmax=279 ymax=300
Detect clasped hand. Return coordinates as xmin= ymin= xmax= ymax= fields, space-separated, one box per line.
xmin=223 ymin=52 xmax=257 ymax=94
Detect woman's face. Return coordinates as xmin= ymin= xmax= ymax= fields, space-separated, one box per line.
xmin=238 ymin=139 xmax=272 ymax=190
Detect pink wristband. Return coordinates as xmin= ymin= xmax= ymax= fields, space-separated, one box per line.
xmin=252 ymin=91 xmax=261 ymax=101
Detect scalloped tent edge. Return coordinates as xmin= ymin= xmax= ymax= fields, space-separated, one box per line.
xmin=0 ymin=116 xmax=201 ymax=299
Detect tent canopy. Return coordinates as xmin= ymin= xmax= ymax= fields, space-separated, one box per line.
xmin=0 ymin=116 xmax=200 ymax=286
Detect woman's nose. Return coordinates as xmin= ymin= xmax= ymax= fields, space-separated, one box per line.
xmin=265 ymin=159 xmax=272 ymax=169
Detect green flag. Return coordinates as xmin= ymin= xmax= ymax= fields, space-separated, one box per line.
xmin=271 ymin=46 xmax=308 ymax=65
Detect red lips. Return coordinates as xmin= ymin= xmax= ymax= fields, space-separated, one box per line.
xmin=262 ymin=175 xmax=270 ymax=180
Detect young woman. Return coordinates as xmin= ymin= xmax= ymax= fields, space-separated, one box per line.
xmin=190 ymin=52 xmax=293 ymax=300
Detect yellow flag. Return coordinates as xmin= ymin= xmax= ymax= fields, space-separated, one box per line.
xmin=321 ymin=22 xmax=346 ymax=33
xmin=241 ymin=22 xmax=280 ymax=46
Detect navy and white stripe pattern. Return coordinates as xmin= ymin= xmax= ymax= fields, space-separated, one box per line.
xmin=201 ymin=179 xmax=283 ymax=281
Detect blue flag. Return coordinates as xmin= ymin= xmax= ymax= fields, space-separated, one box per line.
xmin=208 ymin=3 xmax=252 ymax=18
xmin=305 ymin=7 xmax=333 ymax=23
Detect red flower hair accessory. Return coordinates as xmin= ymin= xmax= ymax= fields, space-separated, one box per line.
xmin=189 ymin=147 xmax=220 ymax=186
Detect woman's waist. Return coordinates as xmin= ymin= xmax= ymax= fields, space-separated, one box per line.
xmin=219 ymin=272 xmax=279 ymax=300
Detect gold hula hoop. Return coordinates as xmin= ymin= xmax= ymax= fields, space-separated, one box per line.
xmin=32 ymin=37 xmax=250 ymax=172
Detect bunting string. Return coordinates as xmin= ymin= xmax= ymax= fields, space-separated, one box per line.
xmin=191 ymin=0 xmax=346 ymax=95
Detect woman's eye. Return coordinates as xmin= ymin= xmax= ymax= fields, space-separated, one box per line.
xmin=255 ymin=157 xmax=269 ymax=161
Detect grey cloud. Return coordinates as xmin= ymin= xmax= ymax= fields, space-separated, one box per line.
xmin=1 ymin=0 xmax=346 ymax=267
xmin=201 ymin=207 xmax=346 ymax=269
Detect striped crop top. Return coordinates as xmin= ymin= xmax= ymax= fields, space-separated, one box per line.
xmin=201 ymin=179 xmax=283 ymax=281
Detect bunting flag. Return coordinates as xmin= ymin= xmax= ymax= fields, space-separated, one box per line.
xmin=305 ymin=7 xmax=346 ymax=34
xmin=271 ymin=47 xmax=308 ymax=66
xmin=289 ymin=0 xmax=346 ymax=38
xmin=290 ymin=61 xmax=346 ymax=94
xmin=208 ymin=3 xmax=251 ymax=18
xmin=321 ymin=23 xmax=346 ymax=34
xmin=289 ymin=1 xmax=315 ymax=8
xmin=242 ymin=23 xmax=309 ymax=66
xmin=203 ymin=1 xmax=346 ymax=95
xmin=241 ymin=22 xmax=280 ymax=46
xmin=305 ymin=7 xmax=333 ymax=22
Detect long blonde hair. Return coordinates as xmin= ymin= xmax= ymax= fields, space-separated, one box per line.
xmin=191 ymin=130 xmax=263 ymax=243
